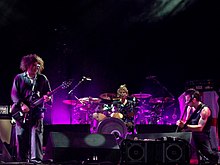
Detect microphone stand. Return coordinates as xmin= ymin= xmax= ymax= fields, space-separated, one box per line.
xmin=27 ymin=75 xmax=37 ymax=163
xmin=68 ymin=77 xmax=86 ymax=124
xmin=68 ymin=77 xmax=85 ymax=95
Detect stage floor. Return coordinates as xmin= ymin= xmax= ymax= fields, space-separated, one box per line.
xmin=1 ymin=153 xmax=220 ymax=165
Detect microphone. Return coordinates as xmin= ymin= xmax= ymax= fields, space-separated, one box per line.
xmin=36 ymin=64 xmax=40 ymax=73
xmin=37 ymin=64 xmax=40 ymax=69
xmin=146 ymin=75 xmax=156 ymax=79
xmin=83 ymin=76 xmax=92 ymax=81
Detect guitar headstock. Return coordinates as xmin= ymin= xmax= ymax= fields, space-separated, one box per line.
xmin=62 ymin=80 xmax=72 ymax=89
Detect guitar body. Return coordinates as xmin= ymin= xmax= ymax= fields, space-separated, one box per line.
xmin=11 ymin=104 xmax=26 ymax=124
xmin=11 ymin=101 xmax=43 ymax=125
xmin=11 ymin=80 xmax=72 ymax=124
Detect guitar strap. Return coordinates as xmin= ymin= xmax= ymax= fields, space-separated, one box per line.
xmin=182 ymin=103 xmax=205 ymax=129
xmin=177 ymin=103 xmax=205 ymax=132
xmin=31 ymin=74 xmax=37 ymax=96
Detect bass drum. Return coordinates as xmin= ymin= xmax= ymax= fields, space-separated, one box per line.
xmin=96 ymin=117 xmax=127 ymax=139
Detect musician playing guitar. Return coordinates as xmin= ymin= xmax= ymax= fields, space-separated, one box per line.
xmin=11 ymin=54 xmax=52 ymax=163
xmin=176 ymin=88 xmax=219 ymax=164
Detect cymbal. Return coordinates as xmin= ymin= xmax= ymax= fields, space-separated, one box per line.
xmin=111 ymin=112 xmax=123 ymax=119
xmin=131 ymin=93 xmax=152 ymax=99
xmin=62 ymin=100 xmax=83 ymax=106
xmin=99 ymin=93 xmax=116 ymax=100
xmin=79 ymin=97 xmax=101 ymax=103
xmin=149 ymin=97 xmax=175 ymax=104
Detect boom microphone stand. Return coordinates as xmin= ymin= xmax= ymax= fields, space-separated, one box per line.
xmin=67 ymin=77 xmax=88 ymax=124
xmin=68 ymin=77 xmax=86 ymax=95
xmin=26 ymin=75 xmax=37 ymax=163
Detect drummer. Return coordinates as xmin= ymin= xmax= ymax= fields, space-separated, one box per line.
xmin=111 ymin=84 xmax=138 ymax=133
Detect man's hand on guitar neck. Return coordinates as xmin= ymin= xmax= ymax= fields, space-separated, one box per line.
xmin=20 ymin=102 xmax=30 ymax=113
xmin=43 ymin=94 xmax=52 ymax=103
xmin=20 ymin=102 xmax=30 ymax=123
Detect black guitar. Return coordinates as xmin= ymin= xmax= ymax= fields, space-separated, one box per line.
xmin=176 ymin=104 xmax=205 ymax=132
xmin=11 ymin=80 xmax=72 ymax=124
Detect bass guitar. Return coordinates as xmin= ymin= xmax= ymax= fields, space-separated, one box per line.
xmin=11 ymin=80 xmax=72 ymax=124
xmin=176 ymin=103 xmax=205 ymax=132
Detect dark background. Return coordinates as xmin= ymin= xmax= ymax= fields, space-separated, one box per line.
xmin=0 ymin=0 xmax=220 ymax=124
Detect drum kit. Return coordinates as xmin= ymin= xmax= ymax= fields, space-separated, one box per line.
xmin=62 ymin=92 xmax=175 ymax=136
xmin=134 ymin=94 xmax=176 ymax=125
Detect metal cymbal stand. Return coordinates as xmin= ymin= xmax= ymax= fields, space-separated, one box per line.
xmin=150 ymin=77 xmax=175 ymax=124
xmin=151 ymin=77 xmax=175 ymax=99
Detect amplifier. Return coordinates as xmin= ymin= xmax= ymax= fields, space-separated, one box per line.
xmin=0 ymin=105 xmax=11 ymax=119
xmin=185 ymin=79 xmax=216 ymax=91
xmin=0 ymin=105 xmax=11 ymax=115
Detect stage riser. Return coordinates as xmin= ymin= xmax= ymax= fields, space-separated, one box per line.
xmin=44 ymin=132 xmax=120 ymax=164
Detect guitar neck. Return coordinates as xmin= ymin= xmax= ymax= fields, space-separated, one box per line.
xmin=32 ymin=84 xmax=63 ymax=107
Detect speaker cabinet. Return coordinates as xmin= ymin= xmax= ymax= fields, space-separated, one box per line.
xmin=163 ymin=139 xmax=190 ymax=164
xmin=44 ymin=132 xmax=120 ymax=164
xmin=121 ymin=140 xmax=146 ymax=164
xmin=121 ymin=138 xmax=191 ymax=165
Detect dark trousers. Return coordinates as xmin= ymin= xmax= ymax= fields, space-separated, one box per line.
xmin=193 ymin=132 xmax=219 ymax=164
xmin=15 ymin=118 xmax=44 ymax=162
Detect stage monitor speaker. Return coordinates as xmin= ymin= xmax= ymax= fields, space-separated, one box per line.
xmin=135 ymin=124 xmax=178 ymax=134
xmin=43 ymin=124 xmax=90 ymax=146
xmin=121 ymin=138 xmax=191 ymax=165
xmin=120 ymin=139 xmax=146 ymax=164
xmin=44 ymin=132 xmax=120 ymax=164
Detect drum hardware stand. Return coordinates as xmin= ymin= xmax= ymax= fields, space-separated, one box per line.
xmin=149 ymin=103 xmax=163 ymax=124
xmin=150 ymin=76 xmax=175 ymax=99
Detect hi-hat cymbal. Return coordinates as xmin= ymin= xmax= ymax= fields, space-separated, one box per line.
xmin=149 ymin=97 xmax=175 ymax=104
xmin=99 ymin=93 xmax=116 ymax=100
xmin=131 ymin=93 xmax=152 ymax=99
xmin=79 ymin=97 xmax=101 ymax=103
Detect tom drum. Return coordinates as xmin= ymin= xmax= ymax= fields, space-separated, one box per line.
xmin=92 ymin=112 xmax=107 ymax=122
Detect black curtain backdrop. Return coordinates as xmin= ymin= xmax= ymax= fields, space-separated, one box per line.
xmin=0 ymin=0 xmax=220 ymax=124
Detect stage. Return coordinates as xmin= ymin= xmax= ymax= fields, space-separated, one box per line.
xmin=1 ymin=123 xmax=220 ymax=165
